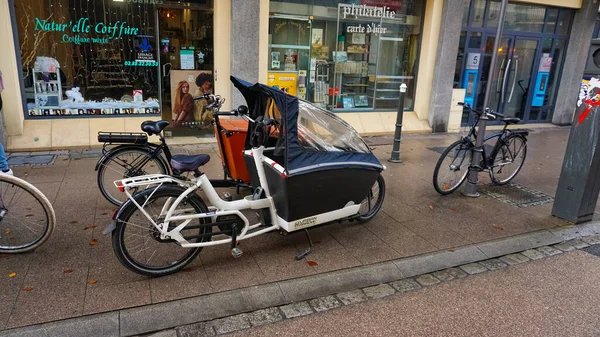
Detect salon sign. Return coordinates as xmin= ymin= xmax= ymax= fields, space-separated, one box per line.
xmin=341 ymin=4 xmax=397 ymax=35
xmin=34 ymin=17 xmax=139 ymax=45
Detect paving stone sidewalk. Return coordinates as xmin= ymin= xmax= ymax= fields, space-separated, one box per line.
xmin=0 ymin=127 xmax=586 ymax=331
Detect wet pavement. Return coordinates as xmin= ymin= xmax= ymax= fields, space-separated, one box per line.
xmin=0 ymin=126 xmax=585 ymax=330
xmin=229 ymin=249 xmax=600 ymax=337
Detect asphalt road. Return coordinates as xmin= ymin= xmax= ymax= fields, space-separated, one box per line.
xmin=231 ymin=250 xmax=600 ymax=337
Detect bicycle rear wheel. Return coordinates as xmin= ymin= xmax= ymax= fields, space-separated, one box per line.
xmin=0 ymin=175 xmax=55 ymax=253
xmin=98 ymin=147 xmax=168 ymax=206
xmin=490 ymin=135 xmax=527 ymax=185
xmin=433 ymin=140 xmax=473 ymax=195
xmin=112 ymin=185 xmax=211 ymax=277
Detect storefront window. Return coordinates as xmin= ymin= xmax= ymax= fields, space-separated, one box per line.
xmin=16 ymin=0 xmax=161 ymax=117
xmin=14 ymin=0 xmax=214 ymax=136
xmin=268 ymin=0 xmax=424 ymax=112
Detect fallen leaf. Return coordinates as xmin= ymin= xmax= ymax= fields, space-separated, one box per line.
xmin=450 ymin=208 xmax=456 ymax=212
xmin=23 ymin=287 xmax=33 ymax=292
xmin=448 ymin=249 xmax=455 ymax=252
xmin=429 ymin=205 xmax=434 ymax=210
xmin=4 ymin=228 xmax=9 ymax=234
xmin=83 ymin=225 xmax=97 ymax=231
xmin=307 ymin=260 xmax=318 ymax=266
xmin=8 ymin=272 xmax=16 ymax=278
xmin=89 ymin=239 xmax=98 ymax=246
xmin=64 ymin=269 xmax=73 ymax=274
xmin=182 ymin=267 xmax=194 ymax=272
xmin=88 ymin=280 xmax=97 ymax=285
xmin=443 ymin=185 xmax=450 ymax=190
xmin=493 ymin=225 xmax=504 ymax=231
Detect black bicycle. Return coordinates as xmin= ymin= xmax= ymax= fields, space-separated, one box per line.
xmin=432 ymin=102 xmax=529 ymax=195
xmin=96 ymin=94 xmax=251 ymax=206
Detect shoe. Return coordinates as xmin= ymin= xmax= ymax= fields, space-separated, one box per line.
xmin=1 ymin=169 xmax=13 ymax=176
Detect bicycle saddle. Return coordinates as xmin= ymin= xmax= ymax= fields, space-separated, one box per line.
xmin=502 ymin=117 xmax=520 ymax=125
xmin=171 ymin=154 xmax=211 ymax=172
xmin=141 ymin=120 xmax=170 ymax=135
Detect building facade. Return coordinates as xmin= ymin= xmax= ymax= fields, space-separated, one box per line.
xmin=0 ymin=0 xmax=593 ymax=150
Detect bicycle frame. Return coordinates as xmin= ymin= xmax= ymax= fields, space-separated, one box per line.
xmin=116 ymin=146 xmax=280 ymax=248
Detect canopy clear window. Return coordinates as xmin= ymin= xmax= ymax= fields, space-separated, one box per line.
xmin=297 ymin=100 xmax=370 ymax=153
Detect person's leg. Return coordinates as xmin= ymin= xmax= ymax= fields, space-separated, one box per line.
xmin=0 ymin=143 xmax=11 ymax=175
xmin=0 ymin=143 xmax=8 ymax=172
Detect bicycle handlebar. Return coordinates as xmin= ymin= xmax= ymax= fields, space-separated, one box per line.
xmin=457 ymin=102 xmax=504 ymax=120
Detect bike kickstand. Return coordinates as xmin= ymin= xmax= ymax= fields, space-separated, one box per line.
xmin=230 ymin=224 xmax=243 ymax=258
xmin=295 ymin=228 xmax=313 ymax=260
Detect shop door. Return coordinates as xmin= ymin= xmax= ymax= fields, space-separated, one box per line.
xmin=157 ymin=5 xmax=214 ymax=138
xmin=488 ymin=35 xmax=540 ymax=121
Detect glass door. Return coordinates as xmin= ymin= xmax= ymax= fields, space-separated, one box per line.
xmin=481 ymin=35 xmax=540 ymax=120
xmin=487 ymin=36 xmax=512 ymax=116
xmin=503 ymin=37 xmax=540 ymax=119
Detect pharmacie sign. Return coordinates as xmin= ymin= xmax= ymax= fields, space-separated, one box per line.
xmin=34 ymin=17 xmax=139 ymax=45
xmin=341 ymin=4 xmax=396 ymax=35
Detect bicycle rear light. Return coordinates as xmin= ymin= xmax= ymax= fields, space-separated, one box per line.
xmin=116 ymin=182 xmax=125 ymax=193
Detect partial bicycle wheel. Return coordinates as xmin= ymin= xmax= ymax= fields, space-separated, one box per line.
xmin=357 ymin=174 xmax=386 ymax=222
xmin=433 ymin=140 xmax=473 ymax=195
xmin=97 ymin=147 xmax=169 ymax=206
xmin=0 ymin=174 xmax=56 ymax=253
xmin=490 ymin=135 xmax=527 ymax=185
xmin=112 ymin=185 xmax=211 ymax=277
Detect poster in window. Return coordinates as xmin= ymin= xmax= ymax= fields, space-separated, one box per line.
xmin=342 ymin=96 xmax=355 ymax=108
xmin=354 ymin=95 xmax=369 ymax=107
xmin=169 ymin=70 xmax=214 ymax=129
xmin=267 ymin=72 xmax=298 ymax=96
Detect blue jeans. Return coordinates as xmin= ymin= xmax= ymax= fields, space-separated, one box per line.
xmin=0 ymin=143 xmax=8 ymax=171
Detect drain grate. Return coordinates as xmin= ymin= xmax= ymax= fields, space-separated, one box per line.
xmin=7 ymin=154 xmax=56 ymax=166
xmin=582 ymin=245 xmax=600 ymax=257
xmin=479 ymin=183 xmax=554 ymax=208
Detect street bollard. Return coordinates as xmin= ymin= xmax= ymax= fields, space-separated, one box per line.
xmin=389 ymin=83 xmax=407 ymax=163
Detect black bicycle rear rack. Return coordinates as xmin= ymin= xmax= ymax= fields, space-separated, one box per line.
xmin=98 ymin=132 xmax=148 ymax=145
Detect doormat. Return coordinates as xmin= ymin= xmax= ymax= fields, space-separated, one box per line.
xmin=479 ymin=182 xmax=554 ymax=208
xmin=7 ymin=154 xmax=56 ymax=166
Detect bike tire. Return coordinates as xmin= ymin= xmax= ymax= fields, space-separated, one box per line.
xmin=112 ymin=185 xmax=211 ymax=277
xmin=490 ymin=134 xmax=527 ymax=185
xmin=433 ymin=139 xmax=473 ymax=195
xmin=97 ymin=146 xmax=169 ymax=206
xmin=356 ymin=174 xmax=386 ymax=222
xmin=0 ymin=174 xmax=56 ymax=253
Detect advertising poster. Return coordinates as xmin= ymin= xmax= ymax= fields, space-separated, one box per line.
xmin=267 ymin=72 xmax=298 ymax=96
xmin=168 ymin=69 xmax=213 ymax=130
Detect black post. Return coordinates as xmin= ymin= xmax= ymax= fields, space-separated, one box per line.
xmin=462 ymin=0 xmax=508 ymax=197
xmin=389 ymin=83 xmax=407 ymax=163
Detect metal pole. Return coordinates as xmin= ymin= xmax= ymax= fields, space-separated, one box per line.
xmin=389 ymin=83 xmax=407 ymax=163
xmin=462 ymin=0 xmax=509 ymax=197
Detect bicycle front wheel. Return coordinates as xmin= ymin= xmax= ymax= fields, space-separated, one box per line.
xmin=98 ymin=147 xmax=169 ymax=206
xmin=0 ymin=175 xmax=56 ymax=253
xmin=490 ymin=135 xmax=527 ymax=185
xmin=112 ymin=185 xmax=211 ymax=277
xmin=433 ymin=140 xmax=473 ymax=195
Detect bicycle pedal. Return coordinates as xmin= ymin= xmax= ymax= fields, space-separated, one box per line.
xmin=231 ymin=247 xmax=243 ymax=258
xmin=220 ymin=192 xmax=233 ymax=201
